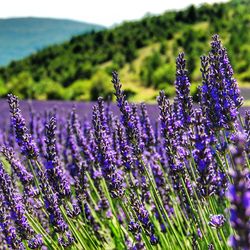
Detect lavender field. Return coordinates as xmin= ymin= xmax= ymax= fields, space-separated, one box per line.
xmin=0 ymin=99 xmax=250 ymax=128
xmin=0 ymin=35 xmax=249 ymax=250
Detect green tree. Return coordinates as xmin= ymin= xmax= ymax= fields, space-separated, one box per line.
xmin=90 ymin=71 xmax=113 ymax=101
xmin=152 ymin=64 xmax=175 ymax=88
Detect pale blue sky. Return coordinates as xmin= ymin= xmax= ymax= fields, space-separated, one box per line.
xmin=0 ymin=0 xmax=228 ymax=26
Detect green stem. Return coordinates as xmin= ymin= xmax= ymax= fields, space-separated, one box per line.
xmin=60 ymin=205 xmax=87 ymax=249
xmin=142 ymin=160 xmax=185 ymax=248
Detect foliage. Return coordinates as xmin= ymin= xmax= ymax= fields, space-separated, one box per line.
xmin=0 ymin=0 xmax=249 ymax=101
xmin=89 ymin=71 xmax=113 ymax=101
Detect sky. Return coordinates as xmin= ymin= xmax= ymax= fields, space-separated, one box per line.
xmin=0 ymin=0 xmax=228 ymax=27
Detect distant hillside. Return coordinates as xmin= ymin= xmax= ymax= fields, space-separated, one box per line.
xmin=0 ymin=0 xmax=249 ymax=101
xmin=0 ymin=17 xmax=105 ymax=65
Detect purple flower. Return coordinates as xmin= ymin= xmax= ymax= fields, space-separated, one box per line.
xmin=208 ymin=214 xmax=226 ymax=229
xmin=71 ymin=108 xmax=95 ymax=168
xmin=173 ymin=52 xmax=193 ymax=127
xmin=112 ymin=72 xmax=143 ymax=157
xmin=200 ymin=35 xmax=242 ymax=131
xmin=116 ymin=121 xmax=133 ymax=171
xmin=140 ymin=103 xmax=156 ymax=151
xmin=227 ymin=134 xmax=250 ymax=249
xmin=192 ymin=110 xmax=227 ymax=197
xmin=0 ymin=192 xmax=24 ymax=249
xmin=158 ymin=90 xmax=193 ymax=212
xmin=157 ymin=90 xmax=176 ymax=166
xmin=244 ymin=111 xmax=250 ymax=159
xmin=92 ymin=99 xmax=124 ymax=198
xmin=1 ymin=146 xmax=33 ymax=187
xmin=128 ymin=220 xmax=141 ymax=234
xmin=28 ymin=234 xmax=43 ymax=249
xmin=44 ymin=117 xmax=71 ymax=198
xmin=7 ymin=94 xmax=39 ymax=159
xmin=150 ymin=234 xmax=158 ymax=245
xmin=130 ymin=192 xmax=158 ymax=246
xmin=58 ymin=231 xmax=74 ymax=248
xmin=38 ymin=170 xmax=74 ymax=246
xmin=0 ymin=162 xmax=43 ymax=247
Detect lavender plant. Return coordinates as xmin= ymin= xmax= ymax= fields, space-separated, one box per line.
xmin=0 ymin=35 xmax=249 ymax=250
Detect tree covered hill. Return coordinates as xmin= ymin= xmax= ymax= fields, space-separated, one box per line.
xmin=0 ymin=17 xmax=104 ymax=66
xmin=0 ymin=0 xmax=249 ymax=101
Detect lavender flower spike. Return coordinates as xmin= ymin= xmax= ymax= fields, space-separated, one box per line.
xmin=7 ymin=94 xmax=38 ymax=159
xmin=200 ymin=35 xmax=242 ymax=131
xmin=0 ymin=161 xmax=43 ymax=248
xmin=1 ymin=146 xmax=33 ymax=187
xmin=174 ymin=52 xmax=193 ymax=127
xmin=92 ymin=100 xmax=124 ymax=198
xmin=45 ymin=117 xmax=71 ymax=198
xmin=227 ymin=133 xmax=250 ymax=249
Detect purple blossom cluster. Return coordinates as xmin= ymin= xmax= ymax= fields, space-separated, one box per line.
xmin=227 ymin=134 xmax=250 ymax=249
xmin=0 ymin=35 xmax=249 ymax=249
xmin=200 ymin=35 xmax=243 ymax=131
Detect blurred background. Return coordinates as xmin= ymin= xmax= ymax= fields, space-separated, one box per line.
xmin=0 ymin=0 xmax=249 ymax=103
